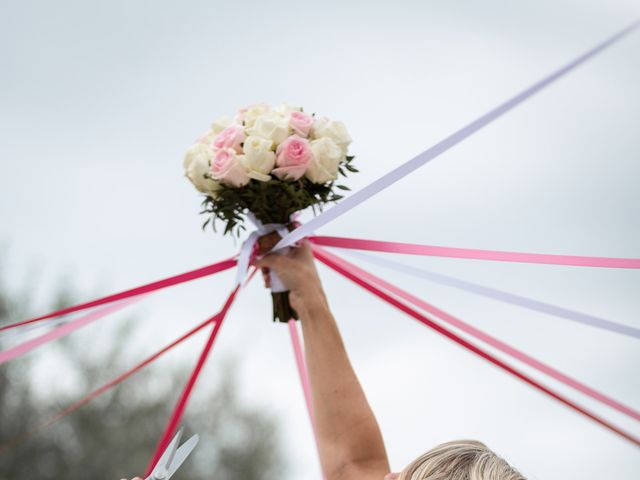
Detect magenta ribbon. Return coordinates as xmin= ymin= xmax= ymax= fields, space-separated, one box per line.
xmin=313 ymin=246 xmax=640 ymax=448
xmin=317 ymin=246 xmax=640 ymax=421
xmin=145 ymin=278 xmax=245 ymax=477
xmin=0 ymin=309 xmax=224 ymax=453
xmin=0 ymin=257 xmax=237 ymax=333
xmin=309 ymin=236 xmax=640 ymax=269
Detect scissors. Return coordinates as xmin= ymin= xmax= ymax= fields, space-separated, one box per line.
xmin=145 ymin=428 xmax=200 ymax=480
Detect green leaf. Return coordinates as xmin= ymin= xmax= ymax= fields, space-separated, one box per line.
xmin=192 ymin=163 xmax=359 ymax=237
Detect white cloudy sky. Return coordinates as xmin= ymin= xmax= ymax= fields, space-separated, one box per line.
xmin=1 ymin=0 xmax=639 ymax=479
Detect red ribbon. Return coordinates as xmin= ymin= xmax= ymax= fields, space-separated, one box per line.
xmin=312 ymin=246 xmax=640 ymax=448
xmin=0 ymin=308 xmax=224 ymax=454
xmin=0 ymin=257 xmax=237 ymax=333
xmin=309 ymin=236 xmax=640 ymax=269
xmin=318 ymin=247 xmax=640 ymax=422
xmin=144 ymin=275 xmax=247 ymax=476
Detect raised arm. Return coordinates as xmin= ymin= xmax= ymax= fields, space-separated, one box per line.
xmin=255 ymin=241 xmax=390 ymax=480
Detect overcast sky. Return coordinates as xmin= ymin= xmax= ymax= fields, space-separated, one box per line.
xmin=1 ymin=0 xmax=639 ymax=478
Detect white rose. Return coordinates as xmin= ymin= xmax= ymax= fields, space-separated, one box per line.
xmin=306 ymin=137 xmax=344 ymax=184
xmin=240 ymin=135 xmax=276 ymax=182
xmin=311 ymin=118 xmax=352 ymax=153
xmin=183 ymin=144 xmax=222 ymax=196
xmin=273 ymin=102 xmax=302 ymax=117
xmin=196 ymin=129 xmax=216 ymax=145
xmin=246 ymin=112 xmax=291 ymax=146
xmin=210 ymin=116 xmax=232 ymax=135
xmin=241 ymin=103 xmax=271 ymax=128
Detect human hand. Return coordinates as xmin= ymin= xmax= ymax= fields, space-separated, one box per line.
xmin=253 ymin=240 xmax=327 ymax=317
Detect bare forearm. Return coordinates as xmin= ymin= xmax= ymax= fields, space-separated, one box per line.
xmin=298 ymin=295 xmax=389 ymax=478
xmin=254 ymin=242 xmax=389 ymax=478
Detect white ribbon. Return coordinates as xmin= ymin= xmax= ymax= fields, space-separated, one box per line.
xmin=341 ymin=249 xmax=640 ymax=339
xmin=235 ymin=212 xmax=292 ymax=292
xmin=273 ymin=21 xmax=640 ymax=251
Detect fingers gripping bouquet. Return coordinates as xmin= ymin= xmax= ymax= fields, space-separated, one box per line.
xmin=183 ymin=103 xmax=357 ymax=322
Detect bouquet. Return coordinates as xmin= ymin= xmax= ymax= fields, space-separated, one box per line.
xmin=183 ymin=102 xmax=357 ymax=322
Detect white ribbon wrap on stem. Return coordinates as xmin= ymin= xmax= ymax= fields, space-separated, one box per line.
xmin=235 ymin=213 xmax=291 ymax=293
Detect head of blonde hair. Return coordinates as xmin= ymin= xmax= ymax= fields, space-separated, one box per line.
xmin=398 ymin=440 xmax=525 ymax=480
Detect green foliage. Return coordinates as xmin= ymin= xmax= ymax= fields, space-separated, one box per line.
xmin=201 ymin=155 xmax=358 ymax=236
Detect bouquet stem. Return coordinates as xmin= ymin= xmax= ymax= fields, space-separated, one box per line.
xmin=271 ymin=291 xmax=298 ymax=323
xmin=257 ymin=225 xmax=299 ymax=323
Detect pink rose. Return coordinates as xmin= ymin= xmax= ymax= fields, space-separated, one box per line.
xmin=289 ymin=111 xmax=313 ymax=137
xmin=272 ymin=135 xmax=313 ymax=181
xmin=211 ymin=148 xmax=250 ymax=187
xmin=213 ymin=125 xmax=246 ymax=153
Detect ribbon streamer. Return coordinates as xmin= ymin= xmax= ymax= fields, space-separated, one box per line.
xmin=288 ymin=320 xmax=326 ymax=479
xmin=145 ymin=272 xmax=251 ymax=476
xmin=0 ymin=296 xmax=144 ymax=366
xmin=3 ymin=20 xmax=639 ymax=461
xmin=275 ymin=21 xmax=640 ymax=252
xmin=0 ymin=317 xmax=68 ymax=340
xmin=313 ymin=247 xmax=640 ymax=447
xmin=288 ymin=320 xmax=317 ymax=429
xmin=0 ymin=257 xmax=237 ymax=333
xmin=319 ymin=247 xmax=640 ymax=421
xmin=236 ymin=213 xmax=291 ymax=291
xmin=310 ymin=236 xmax=640 ymax=269
xmin=236 ymin=231 xmax=260 ymax=286
xmin=340 ymin=249 xmax=640 ymax=339
xmin=0 ymin=308 xmax=224 ymax=453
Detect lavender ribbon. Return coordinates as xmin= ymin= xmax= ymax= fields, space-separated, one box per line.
xmin=341 ymin=249 xmax=640 ymax=339
xmin=274 ymin=21 xmax=639 ymax=251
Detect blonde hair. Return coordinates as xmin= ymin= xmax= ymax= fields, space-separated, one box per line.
xmin=398 ymin=440 xmax=525 ymax=480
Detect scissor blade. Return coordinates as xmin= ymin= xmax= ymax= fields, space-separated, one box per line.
xmin=166 ymin=434 xmax=199 ymax=478
xmin=154 ymin=427 xmax=184 ymax=472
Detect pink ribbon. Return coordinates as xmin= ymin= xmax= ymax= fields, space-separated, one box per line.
xmin=288 ymin=320 xmax=326 ymax=479
xmin=313 ymin=246 xmax=640 ymax=448
xmin=288 ymin=320 xmax=317 ymax=428
xmin=341 ymin=249 xmax=640 ymax=339
xmin=0 ymin=296 xmax=144 ymax=366
xmin=319 ymin=247 xmax=640 ymax=422
xmin=0 ymin=257 xmax=237 ymax=333
xmin=310 ymin=236 xmax=640 ymax=269
xmin=0 ymin=308 xmax=224 ymax=453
